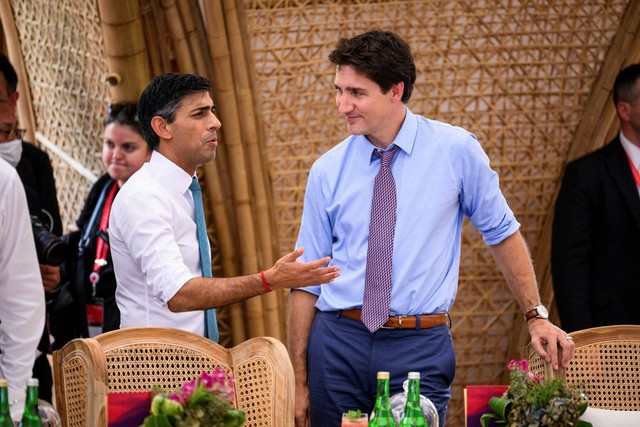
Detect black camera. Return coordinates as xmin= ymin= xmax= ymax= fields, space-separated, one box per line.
xmin=31 ymin=214 xmax=68 ymax=266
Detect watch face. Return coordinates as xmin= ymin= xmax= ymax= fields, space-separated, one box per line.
xmin=537 ymin=305 xmax=549 ymax=318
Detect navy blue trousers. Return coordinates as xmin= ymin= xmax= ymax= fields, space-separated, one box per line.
xmin=307 ymin=311 xmax=455 ymax=427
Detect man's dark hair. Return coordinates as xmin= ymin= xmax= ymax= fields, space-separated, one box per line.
xmin=0 ymin=54 xmax=18 ymax=94
xmin=329 ymin=29 xmax=416 ymax=103
xmin=137 ymin=73 xmax=211 ymax=150
xmin=104 ymin=102 xmax=141 ymax=135
xmin=613 ymin=63 xmax=640 ymax=106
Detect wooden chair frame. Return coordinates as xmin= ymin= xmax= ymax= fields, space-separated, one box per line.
xmin=525 ymin=324 xmax=640 ymax=410
xmin=53 ymin=327 xmax=294 ymax=426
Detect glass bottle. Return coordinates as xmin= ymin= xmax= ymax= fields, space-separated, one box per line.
xmin=19 ymin=378 xmax=42 ymax=427
xmin=0 ymin=379 xmax=13 ymax=427
xmin=399 ymin=372 xmax=427 ymax=427
xmin=369 ymin=371 xmax=396 ymax=427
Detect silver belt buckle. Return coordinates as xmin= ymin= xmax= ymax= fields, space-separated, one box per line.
xmin=380 ymin=315 xmax=405 ymax=329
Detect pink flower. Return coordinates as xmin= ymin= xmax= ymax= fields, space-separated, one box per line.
xmin=526 ymin=370 xmax=541 ymax=383
xmin=507 ymin=359 xmax=529 ymax=371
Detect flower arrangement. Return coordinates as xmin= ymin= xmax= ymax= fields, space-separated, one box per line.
xmin=140 ymin=369 xmax=245 ymax=427
xmin=480 ymin=360 xmax=591 ymax=427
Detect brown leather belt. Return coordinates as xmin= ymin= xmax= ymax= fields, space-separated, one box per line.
xmin=340 ymin=309 xmax=450 ymax=329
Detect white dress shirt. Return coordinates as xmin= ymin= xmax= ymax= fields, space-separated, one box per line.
xmin=0 ymin=158 xmax=45 ymax=403
xmin=109 ymin=151 xmax=206 ymax=335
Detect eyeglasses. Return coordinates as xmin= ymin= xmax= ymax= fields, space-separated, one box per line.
xmin=0 ymin=127 xmax=25 ymax=140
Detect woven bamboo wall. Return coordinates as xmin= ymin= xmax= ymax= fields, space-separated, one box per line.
xmin=1 ymin=0 xmax=637 ymax=425
xmin=5 ymin=0 xmax=111 ymax=232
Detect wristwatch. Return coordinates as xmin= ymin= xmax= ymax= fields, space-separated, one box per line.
xmin=524 ymin=305 xmax=549 ymax=322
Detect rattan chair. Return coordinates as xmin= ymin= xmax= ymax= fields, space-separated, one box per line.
xmin=53 ymin=327 xmax=294 ymax=427
xmin=525 ymin=324 xmax=640 ymax=410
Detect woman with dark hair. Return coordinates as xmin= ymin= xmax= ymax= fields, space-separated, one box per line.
xmin=52 ymin=103 xmax=150 ymax=347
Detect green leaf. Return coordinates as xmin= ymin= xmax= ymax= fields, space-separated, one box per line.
xmin=140 ymin=414 xmax=174 ymax=427
xmin=487 ymin=397 xmax=512 ymax=419
xmin=346 ymin=409 xmax=362 ymax=419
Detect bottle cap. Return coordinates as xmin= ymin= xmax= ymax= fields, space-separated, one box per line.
xmin=26 ymin=378 xmax=39 ymax=387
xmin=407 ymin=371 xmax=420 ymax=380
xmin=377 ymin=371 xmax=390 ymax=379
xmin=0 ymin=379 xmax=7 ymax=387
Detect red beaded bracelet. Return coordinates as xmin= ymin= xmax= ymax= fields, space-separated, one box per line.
xmin=260 ymin=271 xmax=271 ymax=292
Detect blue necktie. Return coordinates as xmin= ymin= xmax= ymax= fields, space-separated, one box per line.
xmin=189 ymin=177 xmax=219 ymax=342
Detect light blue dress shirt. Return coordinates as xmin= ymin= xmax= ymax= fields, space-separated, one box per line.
xmin=295 ymin=107 xmax=520 ymax=315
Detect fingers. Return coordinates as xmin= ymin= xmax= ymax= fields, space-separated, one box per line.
xmin=529 ymin=321 xmax=576 ymax=370
xmin=282 ymin=247 xmax=305 ymax=262
xmin=560 ymin=335 xmax=575 ymax=367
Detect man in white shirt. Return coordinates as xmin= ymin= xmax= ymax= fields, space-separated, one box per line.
xmin=0 ymin=157 xmax=46 ymax=404
xmin=109 ymin=73 xmax=340 ymax=337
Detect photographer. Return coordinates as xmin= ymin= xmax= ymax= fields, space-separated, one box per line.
xmin=0 ymin=55 xmax=63 ymax=403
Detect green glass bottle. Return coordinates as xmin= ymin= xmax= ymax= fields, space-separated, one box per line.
xmin=369 ymin=372 xmax=396 ymax=427
xmin=0 ymin=379 xmax=13 ymax=427
xmin=19 ymin=378 xmax=42 ymax=427
xmin=399 ymin=372 xmax=427 ymax=427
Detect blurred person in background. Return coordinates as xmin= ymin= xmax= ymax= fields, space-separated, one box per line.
xmin=0 ymin=156 xmax=46 ymax=405
xmin=0 ymin=54 xmax=62 ymax=403
xmin=552 ymin=63 xmax=640 ymax=332
xmin=57 ymin=102 xmax=151 ymax=344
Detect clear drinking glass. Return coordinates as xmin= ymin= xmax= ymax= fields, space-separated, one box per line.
xmin=341 ymin=412 xmax=369 ymax=427
xmin=9 ymin=399 xmax=61 ymax=427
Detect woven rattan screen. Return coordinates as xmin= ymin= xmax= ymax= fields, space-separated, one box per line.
xmin=10 ymin=0 xmax=110 ymax=232
xmin=527 ymin=325 xmax=640 ymax=411
xmin=241 ymin=0 xmax=631 ymax=424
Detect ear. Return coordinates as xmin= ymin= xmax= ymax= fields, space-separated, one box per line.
xmin=617 ymin=101 xmax=631 ymax=122
xmin=150 ymin=116 xmax=172 ymax=140
xmin=390 ymin=82 xmax=405 ymax=103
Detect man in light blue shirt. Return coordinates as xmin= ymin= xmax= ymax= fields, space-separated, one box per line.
xmin=289 ymin=30 xmax=574 ymax=427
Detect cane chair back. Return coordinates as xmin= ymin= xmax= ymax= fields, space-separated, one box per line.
xmin=53 ymin=327 xmax=295 ymax=427
xmin=525 ymin=325 xmax=640 ymax=410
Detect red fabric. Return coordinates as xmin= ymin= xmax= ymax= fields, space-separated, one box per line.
xmin=108 ymin=391 xmax=152 ymax=427
xmin=464 ymin=385 xmax=509 ymax=427
xmin=86 ymin=304 xmax=103 ymax=325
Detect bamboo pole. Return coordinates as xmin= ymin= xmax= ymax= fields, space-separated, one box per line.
xmin=177 ymin=0 xmax=250 ymax=344
xmin=97 ymin=0 xmax=152 ymax=102
xmin=222 ymin=0 xmax=285 ymax=340
xmin=202 ymin=0 xmax=269 ymax=340
xmin=159 ymin=0 xmax=195 ymax=73
xmin=505 ymin=0 xmax=640 ymax=375
xmin=0 ymin=0 xmax=36 ymax=143
xmin=139 ymin=0 xmax=168 ymax=76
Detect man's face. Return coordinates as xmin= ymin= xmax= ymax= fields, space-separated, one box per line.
xmin=0 ymin=102 xmax=18 ymax=143
xmin=617 ymin=80 xmax=640 ymax=146
xmin=334 ymin=65 xmax=401 ymax=149
xmin=163 ymin=92 xmax=221 ymax=174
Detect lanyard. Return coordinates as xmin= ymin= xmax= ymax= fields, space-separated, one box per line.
xmin=89 ymin=182 xmax=118 ymax=296
xmin=624 ymin=149 xmax=640 ymax=188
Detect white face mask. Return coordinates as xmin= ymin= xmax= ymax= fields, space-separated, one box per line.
xmin=0 ymin=139 xmax=22 ymax=167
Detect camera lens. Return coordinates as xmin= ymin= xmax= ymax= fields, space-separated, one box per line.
xmin=31 ymin=215 xmax=68 ymax=265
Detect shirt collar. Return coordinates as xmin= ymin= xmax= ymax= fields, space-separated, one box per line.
xmin=364 ymin=106 xmax=417 ymax=164
xmin=148 ymin=150 xmax=195 ymax=195
xmin=620 ymin=130 xmax=640 ymax=170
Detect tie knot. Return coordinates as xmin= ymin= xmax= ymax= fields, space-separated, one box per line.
xmin=189 ymin=177 xmax=201 ymax=192
xmin=375 ymin=146 xmax=399 ymax=168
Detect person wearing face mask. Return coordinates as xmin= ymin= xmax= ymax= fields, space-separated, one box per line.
xmin=55 ymin=103 xmax=151 ymax=346
xmin=0 ymin=54 xmax=62 ymax=404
